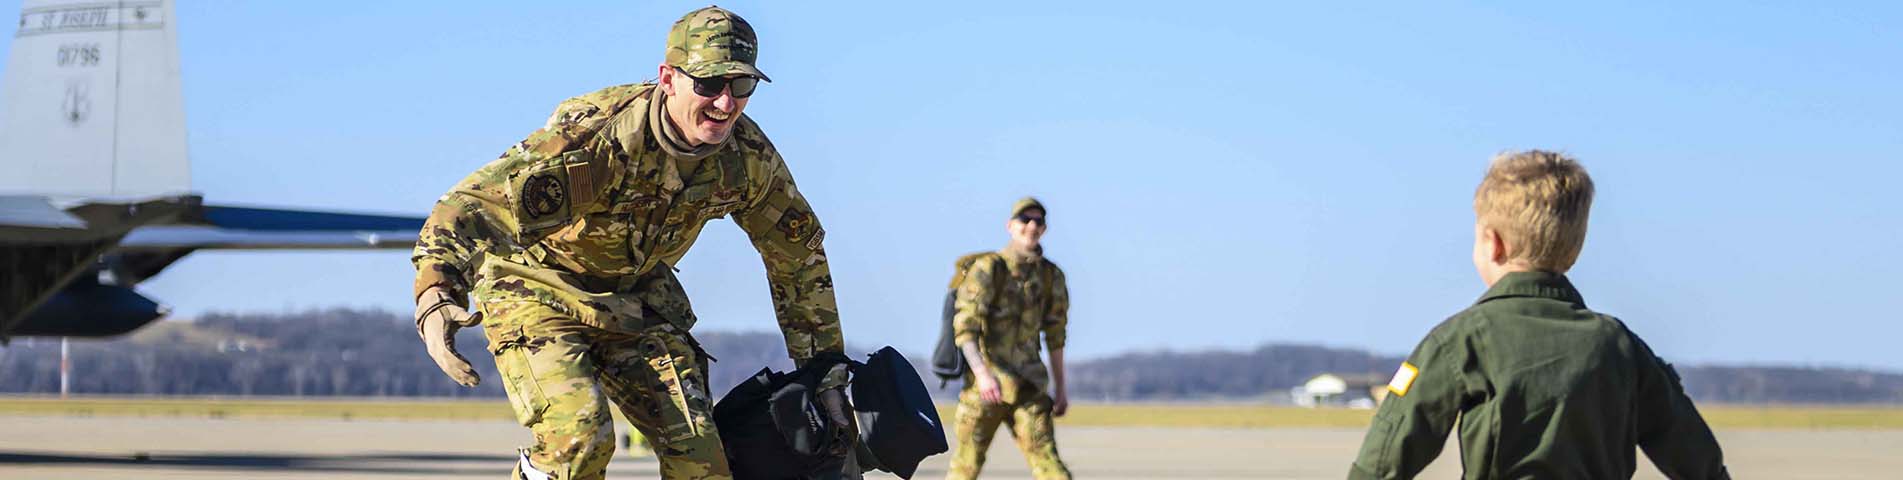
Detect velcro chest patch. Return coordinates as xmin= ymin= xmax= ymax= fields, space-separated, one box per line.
xmin=563 ymin=156 xmax=605 ymax=210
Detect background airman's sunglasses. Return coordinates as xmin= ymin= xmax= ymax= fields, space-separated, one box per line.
xmin=1014 ymin=214 xmax=1047 ymax=226
xmin=675 ymin=67 xmax=759 ymax=99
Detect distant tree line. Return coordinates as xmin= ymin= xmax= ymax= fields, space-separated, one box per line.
xmin=1 ymin=309 xmax=505 ymax=398
xmin=3 ymin=309 xmax=1899 ymax=404
xmin=1066 ymin=345 xmax=1401 ymax=401
xmin=0 ymin=309 xmax=846 ymax=399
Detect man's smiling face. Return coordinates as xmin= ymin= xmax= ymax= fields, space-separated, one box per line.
xmin=659 ymin=65 xmax=752 ymax=146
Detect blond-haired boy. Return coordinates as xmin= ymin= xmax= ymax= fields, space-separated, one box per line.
xmin=1348 ymin=151 xmax=1730 ymax=479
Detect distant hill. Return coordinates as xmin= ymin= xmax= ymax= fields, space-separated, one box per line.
xmin=0 ymin=309 xmax=878 ymax=399
xmin=1676 ymin=365 xmax=1903 ymax=405
xmin=1067 ymin=344 xmax=1400 ymax=401
xmin=1068 ymin=347 xmax=1903 ymax=404
xmin=1 ymin=309 xmax=508 ymax=398
xmin=3 ymin=309 xmax=1899 ymax=404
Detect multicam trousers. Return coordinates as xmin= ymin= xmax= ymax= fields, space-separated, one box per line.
xmin=948 ymin=386 xmax=1072 ymax=480
xmin=481 ymin=299 xmax=730 ymax=480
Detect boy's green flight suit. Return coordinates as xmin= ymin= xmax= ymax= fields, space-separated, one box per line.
xmin=1350 ymin=271 xmax=1729 ymax=480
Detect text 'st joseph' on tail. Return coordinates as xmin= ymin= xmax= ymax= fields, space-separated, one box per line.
xmin=1 ymin=0 xmax=187 ymax=198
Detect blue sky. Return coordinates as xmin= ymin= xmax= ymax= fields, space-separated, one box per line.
xmin=5 ymin=1 xmax=1900 ymax=369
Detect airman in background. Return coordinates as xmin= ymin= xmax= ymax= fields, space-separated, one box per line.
xmin=948 ymin=197 xmax=1073 ymax=480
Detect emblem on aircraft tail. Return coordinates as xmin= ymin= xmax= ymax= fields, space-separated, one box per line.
xmin=61 ymin=81 xmax=89 ymax=125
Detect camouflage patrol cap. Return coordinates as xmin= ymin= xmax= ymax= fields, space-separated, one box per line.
xmin=666 ymin=6 xmax=771 ymax=82
xmin=1011 ymin=197 xmax=1046 ymax=217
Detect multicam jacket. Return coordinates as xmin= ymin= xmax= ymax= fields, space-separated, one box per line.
xmin=412 ymin=83 xmax=841 ymax=361
xmin=951 ymin=250 xmax=1068 ymax=401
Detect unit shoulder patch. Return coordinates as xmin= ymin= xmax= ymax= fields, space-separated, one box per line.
xmin=774 ymin=208 xmax=816 ymax=242
xmin=1388 ymin=362 xmax=1419 ymax=397
xmin=512 ymin=161 xmax=574 ymax=234
xmin=521 ymin=172 xmax=566 ymax=218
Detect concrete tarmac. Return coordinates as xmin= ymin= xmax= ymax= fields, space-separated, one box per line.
xmin=1 ymin=416 xmax=1896 ymax=479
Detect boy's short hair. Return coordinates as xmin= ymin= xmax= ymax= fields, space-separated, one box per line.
xmin=1474 ymin=150 xmax=1595 ymax=272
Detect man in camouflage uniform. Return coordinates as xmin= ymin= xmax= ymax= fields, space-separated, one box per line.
xmin=410 ymin=7 xmax=851 ymax=479
xmin=949 ymin=197 xmax=1072 ymax=480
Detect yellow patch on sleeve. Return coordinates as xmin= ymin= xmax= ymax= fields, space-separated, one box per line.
xmin=1388 ymin=362 xmax=1419 ymax=397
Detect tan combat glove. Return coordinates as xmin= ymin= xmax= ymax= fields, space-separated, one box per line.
xmin=415 ymin=287 xmax=482 ymax=387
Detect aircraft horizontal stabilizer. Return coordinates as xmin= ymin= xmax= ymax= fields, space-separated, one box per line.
xmin=0 ymin=196 xmax=88 ymax=230
xmin=120 ymin=226 xmax=418 ymax=250
xmin=200 ymin=205 xmax=425 ymax=232
xmin=118 ymin=204 xmax=425 ymax=251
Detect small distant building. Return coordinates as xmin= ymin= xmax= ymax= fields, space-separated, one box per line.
xmin=1290 ymin=373 xmax=1387 ymax=409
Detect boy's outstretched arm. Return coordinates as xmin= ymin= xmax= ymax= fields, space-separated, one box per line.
xmin=1349 ymin=324 xmax=1469 ymax=480
xmin=1630 ymin=332 xmax=1731 ymax=480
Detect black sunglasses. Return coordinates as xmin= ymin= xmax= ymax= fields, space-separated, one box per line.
xmin=1013 ymin=214 xmax=1047 ymax=226
xmin=674 ymin=67 xmax=759 ymax=99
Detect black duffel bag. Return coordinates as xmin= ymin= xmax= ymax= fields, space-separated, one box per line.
xmin=713 ymin=353 xmax=853 ymax=480
xmin=851 ymin=347 xmax=949 ymax=479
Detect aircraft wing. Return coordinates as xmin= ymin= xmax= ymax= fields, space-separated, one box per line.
xmin=118 ymin=205 xmax=424 ymax=251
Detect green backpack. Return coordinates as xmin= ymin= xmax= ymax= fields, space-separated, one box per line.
xmin=930 ymin=252 xmax=1005 ymax=388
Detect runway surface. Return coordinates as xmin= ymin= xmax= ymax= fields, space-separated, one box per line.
xmin=1 ymin=416 xmax=1897 ymax=479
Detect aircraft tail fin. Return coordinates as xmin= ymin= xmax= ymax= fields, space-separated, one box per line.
xmin=0 ymin=0 xmax=188 ymax=198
